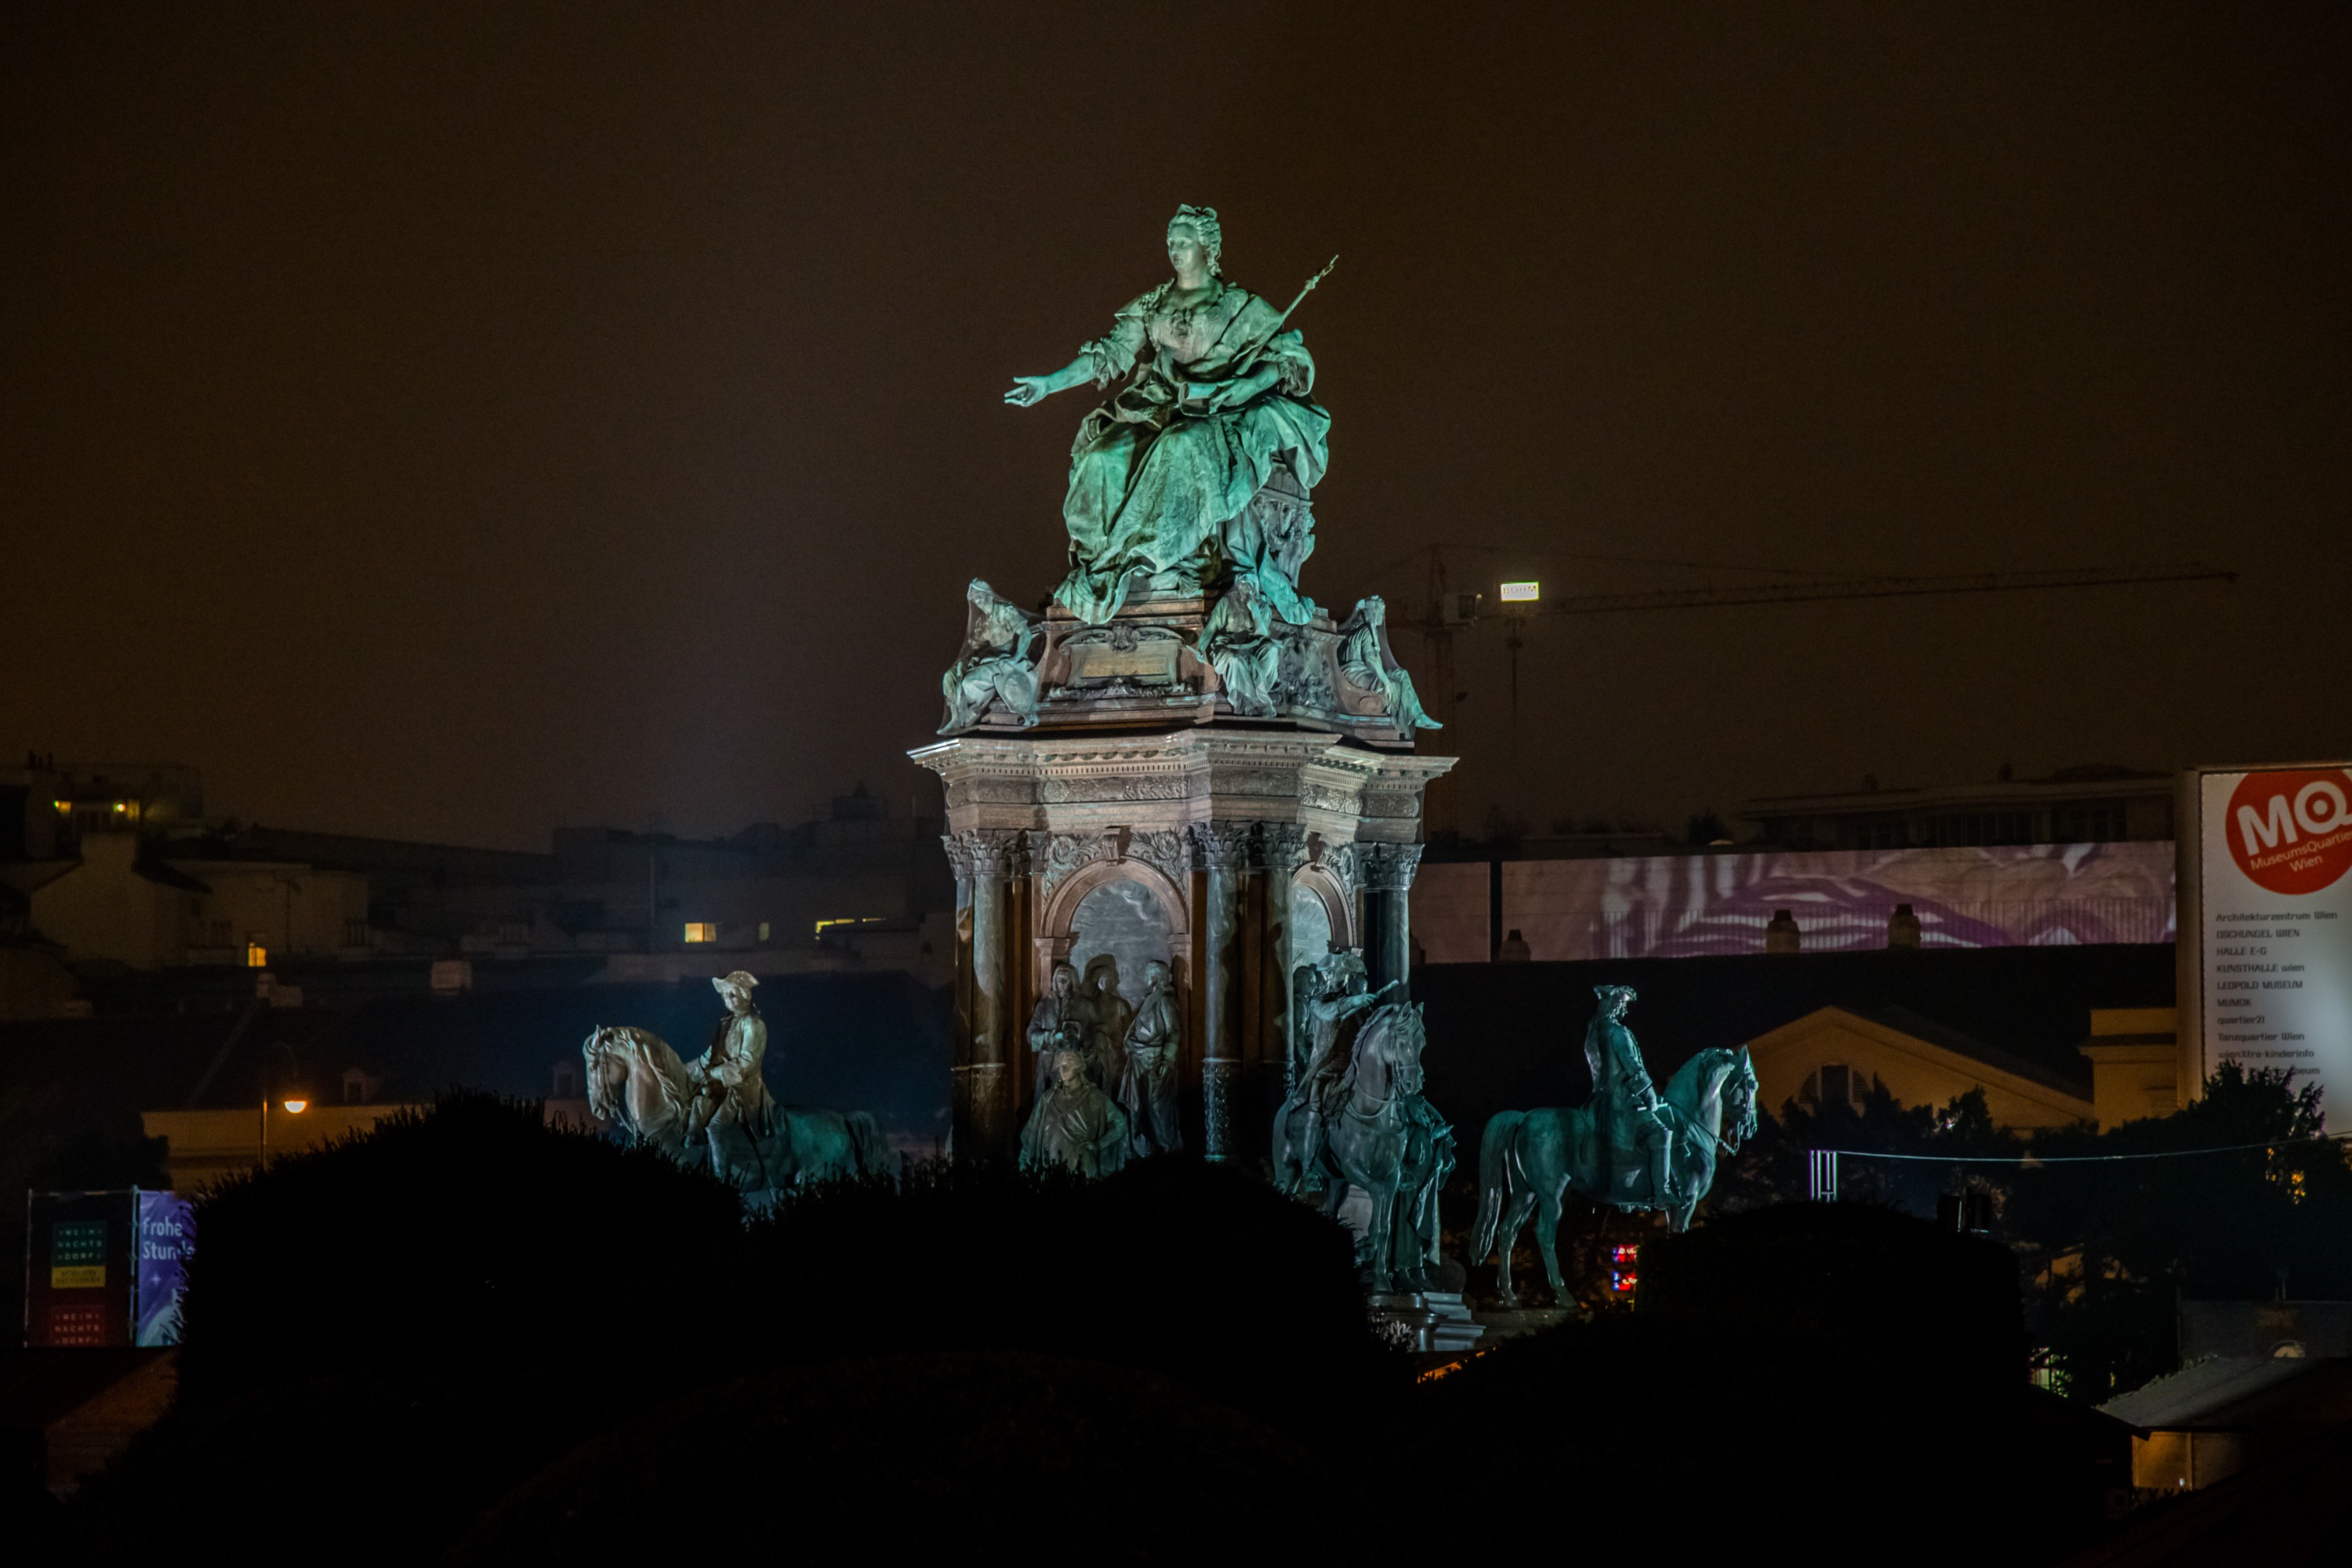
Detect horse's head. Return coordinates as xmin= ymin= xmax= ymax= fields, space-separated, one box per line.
xmin=582 ymin=1026 xmax=632 ymax=1123
xmin=1358 ymin=1003 xmax=1427 ymax=1098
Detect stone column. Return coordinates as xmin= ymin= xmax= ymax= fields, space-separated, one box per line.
xmin=1360 ymin=842 xmax=1425 ymax=996
xmin=1189 ymin=821 xmax=1255 ymax=1163
xmin=942 ymin=833 xmax=975 ymax=1158
xmin=952 ymin=827 xmax=1028 ymax=1158
xmin=1254 ymin=822 xmax=1309 ymax=1137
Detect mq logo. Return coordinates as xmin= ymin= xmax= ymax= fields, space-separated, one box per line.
xmin=2228 ymin=768 xmax=2352 ymax=896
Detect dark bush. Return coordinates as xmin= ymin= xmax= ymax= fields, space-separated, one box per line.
xmin=720 ymin=1156 xmax=1407 ymax=1450
xmin=451 ymin=1352 xmax=1363 ymax=1564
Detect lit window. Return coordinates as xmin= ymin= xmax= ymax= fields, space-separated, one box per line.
xmin=1497 ymin=580 xmax=1541 ymax=602
xmin=683 ymin=922 xmax=717 ymax=944
xmin=757 ymin=922 xmax=771 ymax=942
xmin=245 ymin=942 xmax=268 ymax=969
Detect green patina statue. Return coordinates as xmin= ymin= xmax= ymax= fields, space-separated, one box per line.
xmin=580 ymin=975 xmax=895 ymax=1196
xmin=1469 ymin=986 xmax=1762 ymax=1306
xmin=1118 ymin=959 xmax=1183 ymax=1157
xmin=1020 ymin=1044 xmax=1131 ymax=1178
xmin=1005 ymin=206 xmax=1332 ymax=624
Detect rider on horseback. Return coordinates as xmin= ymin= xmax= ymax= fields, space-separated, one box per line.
xmin=1585 ymin=984 xmax=1677 ymax=1211
xmin=687 ymin=971 xmax=775 ymax=1146
xmin=1292 ymin=953 xmax=1398 ymax=1176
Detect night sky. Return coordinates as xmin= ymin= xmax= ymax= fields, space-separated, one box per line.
xmin=4 ymin=4 xmax=2345 ymax=849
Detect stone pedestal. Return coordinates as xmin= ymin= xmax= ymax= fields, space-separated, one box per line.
xmin=1367 ymin=1290 xmax=1487 ymax=1354
xmin=913 ymin=601 xmax=1454 ymax=1163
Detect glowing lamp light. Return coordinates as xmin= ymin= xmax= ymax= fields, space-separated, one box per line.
xmin=280 ymin=1097 xmax=309 ymax=1115
xmin=1497 ymin=580 xmax=1541 ymax=603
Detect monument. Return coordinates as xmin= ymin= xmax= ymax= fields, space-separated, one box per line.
xmin=583 ymin=972 xmax=894 ymax=1196
xmin=909 ymin=205 xmax=1456 ymax=1187
xmin=1470 ymin=986 xmax=1761 ymax=1306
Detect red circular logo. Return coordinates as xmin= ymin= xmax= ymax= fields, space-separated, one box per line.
xmin=2225 ymin=768 xmax=2352 ymax=896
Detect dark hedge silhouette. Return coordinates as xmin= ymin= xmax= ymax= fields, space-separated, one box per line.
xmin=720 ymin=1155 xmax=1408 ymax=1446
xmin=449 ymin=1352 xmax=1364 ymax=1564
xmin=55 ymin=1098 xmax=1405 ymax=1564
xmin=1406 ymin=1203 xmax=2116 ymax=1568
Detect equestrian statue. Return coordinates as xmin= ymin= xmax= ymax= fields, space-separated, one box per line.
xmin=1471 ymin=985 xmax=1759 ymax=1307
xmin=1271 ymin=982 xmax=1452 ymax=1295
xmin=582 ymin=971 xmax=891 ymax=1196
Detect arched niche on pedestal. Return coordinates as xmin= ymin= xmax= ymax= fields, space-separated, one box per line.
xmin=1290 ymin=858 xmax=1357 ymax=967
xmin=1035 ymin=858 xmax=1191 ymax=1087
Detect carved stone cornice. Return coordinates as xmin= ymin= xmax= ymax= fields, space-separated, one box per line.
xmin=1254 ymin=822 xmax=1309 ymax=873
xmin=1359 ymin=842 xmax=1425 ymax=893
xmin=951 ymin=827 xmax=1030 ymax=880
xmin=1189 ymin=821 xmax=1256 ymax=872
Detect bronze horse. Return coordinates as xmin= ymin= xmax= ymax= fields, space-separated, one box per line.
xmin=1271 ymin=1004 xmax=1439 ymax=1294
xmin=1471 ymin=1045 xmax=1759 ymax=1307
xmin=582 ymin=1025 xmax=891 ymax=1194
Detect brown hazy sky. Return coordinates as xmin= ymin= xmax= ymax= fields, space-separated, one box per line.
xmin=3 ymin=3 xmax=2345 ymax=848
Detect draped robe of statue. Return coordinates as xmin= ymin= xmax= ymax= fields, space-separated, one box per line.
xmin=1201 ymin=582 xmax=1283 ymax=717
xmin=1118 ymin=977 xmax=1184 ymax=1157
xmin=1026 ymin=984 xmax=1089 ymax=1100
xmin=1340 ymin=599 xmax=1439 ymax=735
xmin=1020 ymin=1062 xmax=1131 ymax=1177
xmin=1055 ymin=279 xmax=1330 ymax=624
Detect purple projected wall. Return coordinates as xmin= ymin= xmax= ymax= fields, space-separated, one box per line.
xmin=1413 ymin=842 xmax=2174 ymax=964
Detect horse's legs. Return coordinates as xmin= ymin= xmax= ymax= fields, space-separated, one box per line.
xmin=1535 ymin=1185 xmax=1568 ymax=1305
xmin=1493 ymin=1187 xmax=1538 ymax=1307
xmin=1365 ymin=1182 xmax=1397 ymax=1294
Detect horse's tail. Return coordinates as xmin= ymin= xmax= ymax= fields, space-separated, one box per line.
xmin=1472 ymin=1110 xmax=1526 ymax=1263
xmin=845 ymin=1111 xmax=891 ymax=1178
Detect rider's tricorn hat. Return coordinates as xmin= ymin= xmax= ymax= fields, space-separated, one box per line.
xmin=714 ymin=971 xmax=760 ymax=993
xmin=1592 ymin=983 xmax=1637 ymax=1006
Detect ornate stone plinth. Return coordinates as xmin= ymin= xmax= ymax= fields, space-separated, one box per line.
xmin=912 ymin=724 xmax=1453 ymax=1163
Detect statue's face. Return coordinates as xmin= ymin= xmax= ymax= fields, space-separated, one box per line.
xmin=1054 ymin=1050 xmax=1085 ymax=1087
xmin=1167 ymin=227 xmax=1211 ymax=278
xmin=717 ymin=982 xmax=750 ymax=1014
xmin=1052 ymin=968 xmax=1074 ymax=996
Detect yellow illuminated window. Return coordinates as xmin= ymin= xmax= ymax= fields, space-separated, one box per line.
xmin=683 ymin=922 xmax=717 ymax=944
xmin=245 ymin=942 xmax=268 ymax=968
xmin=1497 ymin=581 xmax=1541 ymax=603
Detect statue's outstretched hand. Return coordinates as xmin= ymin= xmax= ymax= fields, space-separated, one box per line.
xmin=1004 ymin=376 xmax=1050 ymax=408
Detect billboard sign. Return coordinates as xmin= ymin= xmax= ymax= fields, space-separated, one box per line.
xmin=135 ymin=1190 xmax=197 ymax=1346
xmin=2181 ymin=765 xmax=2352 ymax=1120
xmin=24 ymin=1191 xmax=134 ymax=1347
xmin=21 ymin=1189 xmax=196 ymax=1348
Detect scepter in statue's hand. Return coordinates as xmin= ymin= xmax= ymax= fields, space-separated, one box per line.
xmin=1181 ymin=256 xmax=1339 ymax=412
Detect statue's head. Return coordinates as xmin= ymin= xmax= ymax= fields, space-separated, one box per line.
xmin=1321 ymin=949 xmax=1368 ymax=995
xmin=1052 ymin=1045 xmax=1087 ymax=1087
xmin=1167 ymin=205 xmax=1223 ymax=278
xmin=966 ymin=577 xmax=993 ymax=607
xmin=714 ymin=971 xmax=759 ymax=1012
xmin=1594 ymin=984 xmax=1635 ymax=1020
xmin=1359 ymin=593 xmax=1388 ymax=626
xmin=1142 ymin=958 xmax=1171 ymax=993
xmin=1050 ymin=960 xmax=1078 ymax=996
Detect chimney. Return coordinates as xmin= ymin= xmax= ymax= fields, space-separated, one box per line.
xmin=1765 ymin=909 xmax=1801 ymax=955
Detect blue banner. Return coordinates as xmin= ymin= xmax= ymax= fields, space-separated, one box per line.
xmin=135 ymin=1189 xmax=196 ymax=1347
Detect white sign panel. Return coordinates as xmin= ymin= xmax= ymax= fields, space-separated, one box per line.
xmin=2187 ymin=765 xmax=2352 ymax=1120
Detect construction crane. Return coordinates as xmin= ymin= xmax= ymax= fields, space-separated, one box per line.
xmin=1376 ymin=545 xmax=2237 ymax=826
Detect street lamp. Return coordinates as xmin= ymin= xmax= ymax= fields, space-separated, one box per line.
xmin=259 ymin=1040 xmax=310 ymax=1171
